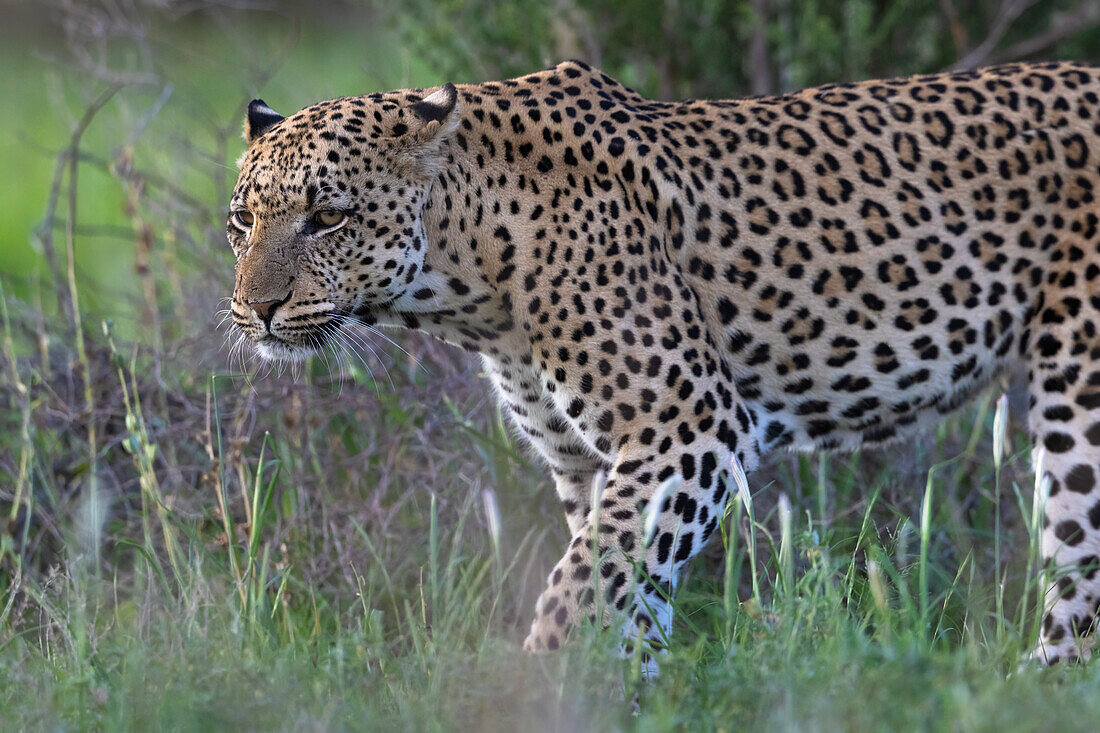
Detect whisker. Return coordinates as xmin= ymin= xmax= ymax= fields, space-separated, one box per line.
xmin=335 ymin=322 xmax=390 ymax=393
xmin=333 ymin=312 xmax=427 ymax=377
xmin=328 ymin=325 xmax=374 ymax=391
xmin=325 ymin=339 xmax=350 ymax=398
xmin=334 ymin=322 xmax=384 ymax=394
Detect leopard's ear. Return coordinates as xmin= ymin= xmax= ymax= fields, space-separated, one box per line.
xmin=245 ymin=99 xmax=285 ymax=145
xmin=394 ymin=83 xmax=460 ymax=178
xmin=410 ymin=83 xmax=459 ymax=129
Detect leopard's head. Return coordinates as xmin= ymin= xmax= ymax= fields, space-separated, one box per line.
xmin=226 ymin=83 xmax=459 ymax=361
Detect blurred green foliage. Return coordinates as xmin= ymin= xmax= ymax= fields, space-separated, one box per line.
xmin=392 ymin=0 xmax=1100 ymax=97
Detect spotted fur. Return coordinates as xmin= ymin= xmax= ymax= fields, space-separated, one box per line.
xmin=228 ymin=60 xmax=1100 ymax=663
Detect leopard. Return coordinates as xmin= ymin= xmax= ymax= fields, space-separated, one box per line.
xmin=227 ymin=59 xmax=1100 ymax=665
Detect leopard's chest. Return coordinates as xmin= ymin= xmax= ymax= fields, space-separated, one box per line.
xmin=481 ymin=355 xmax=610 ymax=477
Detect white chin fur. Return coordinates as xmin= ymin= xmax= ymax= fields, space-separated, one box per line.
xmin=255 ymin=339 xmax=314 ymax=363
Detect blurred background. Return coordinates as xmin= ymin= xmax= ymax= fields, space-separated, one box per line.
xmin=3 ymin=0 xmax=1100 ymax=326
xmin=0 ymin=2 xmax=1099 ymax=725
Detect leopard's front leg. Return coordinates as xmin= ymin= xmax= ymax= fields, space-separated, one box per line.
xmin=484 ymin=355 xmax=609 ymax=533
xmin=522 ymin=429 xmax=757 ymax=653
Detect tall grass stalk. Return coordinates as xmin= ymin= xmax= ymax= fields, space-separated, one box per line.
xmin=992 ymin=393 xmax=1008 ymax=644
xmin=428 ymin=491 xmax=439 ymax=631
xmin=919 ymin=463 xmax=936 ymax=632
xmin=777 ymin=493 xmax=794 ymax=600
xmin=730 ymin=455 xmax=761 ymax=609
xmin=209 ymin=375 xmax=245 ymax=600
xmin=482 ymin=487 xmax=502 ymax=575
xmin=815 ymin=453 xmax=830 ymax=529
xmin=1027 ymin=450 xmax=1051 ymax=656
xmin=642 ymin=475 xmax=679 ymax=549
xmin=243 ymin=432 xmax=281 ymax=626
xmin=866 ymin=554 xmax=891 ymax=640
xmin=351 ymin=518 xmax=401 ymax=631
xmin=720 ymin=483 xmax=744 ymax=644
xmin=104 ymin=320 xmax=184 ymax=588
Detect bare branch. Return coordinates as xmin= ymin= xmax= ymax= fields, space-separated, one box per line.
xmin=990 ymin=0 xmax=1100 ymax=63
xmin=949 ymin=0 xmax=1040 ymax=71
xmin=35 ymin=84 xmax=123 ymax=334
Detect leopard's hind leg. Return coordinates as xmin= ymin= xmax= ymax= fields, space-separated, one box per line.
xmin=1028 ymin=266 xmax=1100 ymax=663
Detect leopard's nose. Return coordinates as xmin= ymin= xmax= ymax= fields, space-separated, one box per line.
xmin=248 ymin=292 xmax=290 ymax=326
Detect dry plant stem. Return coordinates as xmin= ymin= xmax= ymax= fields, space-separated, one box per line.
xmin=1 ymin=284 xmax=32 ymax=526
xmin=36 ymin=151 xmax=73 ymax=327
xmin=62 ymin=84 xmax=122 ymax=571
xmin=162 ymin=224 xmax=189 ymax=327
xmin=118 ymin=154 xmax=190 ymax=491
xmin=123 ymin=166 xmax=163 ymax=355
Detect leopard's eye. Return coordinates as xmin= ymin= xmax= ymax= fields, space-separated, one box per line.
xmin=313 ymin=209 xmax=347 ymax=230
xmin=231 ymin=210 xmax=255 ymax=230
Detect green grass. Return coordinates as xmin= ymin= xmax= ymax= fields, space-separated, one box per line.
xmin=5 ymin=7 xmax=1100 ymax=732
xmin=5 ymin=311 xmax=1100 ymax=731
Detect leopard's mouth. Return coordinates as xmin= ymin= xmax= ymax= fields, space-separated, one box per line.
xmin=242 ymin=310 xmax=370 ymax=365
xmin=251 ymin=321 xmax=350 ymax=363
xmin=253 ymin=334 xmax=316 ymax=363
